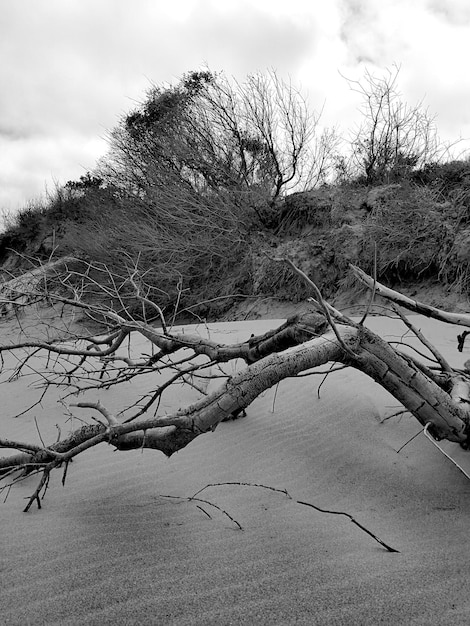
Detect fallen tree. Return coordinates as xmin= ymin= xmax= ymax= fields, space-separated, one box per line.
xmin=1 ymin=258 xmax=470 ymax=511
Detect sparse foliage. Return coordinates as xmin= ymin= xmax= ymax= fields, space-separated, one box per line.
xmin=345 ymin=65 xmax=447 ymax=184
xmin=59 ymin=69 xmax=338 ymax=316
xmin=101 ymin=68 xmax=336 ymax=219
xmin=360 ymin=183 xmax=455 ymax=281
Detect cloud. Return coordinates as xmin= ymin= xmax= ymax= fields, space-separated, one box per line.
xmin=182 ymin=0 xmax=317 ymax=77
xmin=335 ymin=0 xmax=470 ymax=147
xmin=1 ymin=0 xmax=320 ymax=211
xmin=0 ymin=134 xmax=107 ymax=212
xmin=1 ymin=0 xmax=470 ymax=212
xmin=427 ymin=0 xmax=470 ymax=25
xmin=0 ymin=0 xmax=316 ymax=139
xmin=338 ymin=0 xmax=429 ymax=66
xmin=0 ymin=1 xmax=176 ymax=138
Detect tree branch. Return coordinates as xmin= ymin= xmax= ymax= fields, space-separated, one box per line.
xmin=350 ymin=264 xmax=470 ymax=327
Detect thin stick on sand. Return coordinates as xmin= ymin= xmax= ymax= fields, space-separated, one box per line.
xmin=170 ymin=482 xmax=400 ymax=553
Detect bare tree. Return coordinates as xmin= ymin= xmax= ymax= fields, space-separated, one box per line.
xmin=100 ymin=69 xmax=337 ymax=217
xmin=203 ymin=70 xmax=337 ymax=200
xmin=1 ymin=257 xmax=470 ymax=512
xmin=344 ymin=65 xmax=447 ymax=184
xmin=60 ymin=70 xmax=338 ymax=316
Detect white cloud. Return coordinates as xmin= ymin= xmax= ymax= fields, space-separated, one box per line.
xmin=427 ymin=0 xmax=470 ymax=25
xmin=0 ymin=133 xmax=107 ymax=212
xmin=1 ymin=0 xmax=470 ymax=212
xmin=183 ymin=2 xmax=316 ymax=77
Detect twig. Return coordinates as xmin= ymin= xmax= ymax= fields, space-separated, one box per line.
xmin=396 ymin=430 xmax=423 ymax=453
xmin=61 ymin=461 xmax=70 ymax=487
xmin=2 ymin=483 xmax=12 ymax=503
xmin=296 ymin=499 xmax=399 ymax=553
xmin=0 ymin=438 xmax=63 ymax=459
xmin=191 ymin=482 xmax=292 ymax=499
xmin=359 ymin=242 xmax=377 ymax=325
xmin=317 ymin=362 xmax=338 ymax=399
xmin=128 ymin=270 xmax=168 ymax=335
xmin=271 ymin=382 xmax=280 ymax=413
xmin=295 ymin=365 xmax=348 ymax=377
xmin=161 ymin=494 xmax=243 ymax=530
xmin=196 ymin=505 xmax=212 ymax=519
xmin=188 ymin=482 xmax=398 ymax=553
xmin=380 ymin=408 xmax=409 ymax=423
xmin=423 ymin=423 xmax=470 ymax=480
xmin=170 ymin=276 xmax=184 ymax=330
xmin=23 ymin=466 xmax=54 ymax=512
xmin=71 ymin=401 xmax=118 ymax=426
xmin=273 ymin=256 xmax=357 ymax=359
xmin=392 ymin=306 xmax=452 ymax=373
xmin=122 ymin=361 xmax=211 ymax=423
xmin=11 ymin=387 xmax=49 ymax=419
xmin=34 ymin=416 xmax=47 ymax=448
xmin=389 ymin=341 xmax=439 ymax=365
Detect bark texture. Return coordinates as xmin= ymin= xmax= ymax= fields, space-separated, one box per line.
xmin=2 ymin=312 xmax=470 ymax=478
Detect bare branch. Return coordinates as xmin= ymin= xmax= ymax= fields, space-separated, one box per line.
xmin=296 ymin=498 xmax=399 ymax=553
xmin=351 ymin=264 xmax=470 ymax=327
xmin=71 ymin=401 xmax=119 ymax=426
xmin=392 ymin=306 xmax=453 ymax=373
xmin=272 ymin=255 xmax=358 ymax=358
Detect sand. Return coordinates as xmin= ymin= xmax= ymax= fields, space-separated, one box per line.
xmin=2 ymin=315 xmax=470 ymax=625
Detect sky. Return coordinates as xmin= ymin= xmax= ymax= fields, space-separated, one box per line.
xmin=1 ymin=0 xmax=470 ymax=214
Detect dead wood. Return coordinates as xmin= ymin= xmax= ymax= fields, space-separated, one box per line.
xmin=1 ymin=259 xmax=470 ymax=509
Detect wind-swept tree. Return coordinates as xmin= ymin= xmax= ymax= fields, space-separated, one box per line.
xmin=101 ymin=68 xmax=336 ymax=219
xmin=60 ymin=70 xmax=337 ymax=318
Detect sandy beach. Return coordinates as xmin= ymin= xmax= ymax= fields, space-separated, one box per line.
xmin=2 ymin=316 xmax=470 ymax=625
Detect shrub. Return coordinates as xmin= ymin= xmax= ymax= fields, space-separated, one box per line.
xmin=359 ymin=183 xmax=455 ymax=282
xmin=412 ymin=160 xmax=470 ymax=195
xmin=0 ymin=201 xmax=46 ymax=262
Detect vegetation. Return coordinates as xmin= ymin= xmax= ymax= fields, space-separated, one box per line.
xmin=2 ymin=66 xmax=470 ymax=517
xmin=1 ymin=66 xmax=470 ymax=318
xmin=1 ymin=257 xmax=470 ymax=517
xmin=341 ymin=64 xmax=462 ymax=185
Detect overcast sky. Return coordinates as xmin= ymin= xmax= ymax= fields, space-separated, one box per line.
xmin=1 ymin=0 xmax=470 ymax=213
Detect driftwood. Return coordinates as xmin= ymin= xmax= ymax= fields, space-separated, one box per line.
xmin=1 ymin=259 xmax=469 ymax=510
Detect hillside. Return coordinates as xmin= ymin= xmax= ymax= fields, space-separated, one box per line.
xmin=3 ymin=69 xmax=470 ymax=321
xmin=1 ymin=161 xmax=470 ymax=322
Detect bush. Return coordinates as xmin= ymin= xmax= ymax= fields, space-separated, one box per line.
xmin=57 ymin=183 xmax=250 ymax=319
xmin=345 ymin=66 xmax=443 ymax=185
xmin=359 ymin=183 xmax=455 ymax=282
xmin=412 ymin=160 xmax=470 ymax=195
xmin=0 ymin=202 xmax=46 ymax=262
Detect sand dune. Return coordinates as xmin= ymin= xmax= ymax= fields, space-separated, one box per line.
xmin=2 ymin=316 xmax=470 ymax=625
